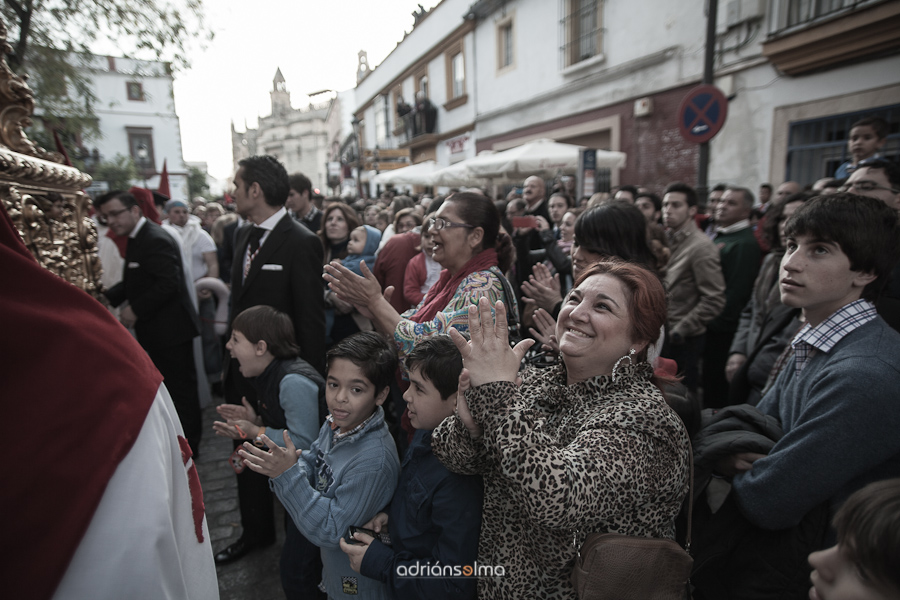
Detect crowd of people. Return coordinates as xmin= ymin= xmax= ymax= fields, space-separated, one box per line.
xmin=16 ymin=114 xmax=900 ymax=600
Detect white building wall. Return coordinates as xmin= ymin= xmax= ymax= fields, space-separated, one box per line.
xmin=87 ymin=55 xmax=189 ymax=199
xmin=354 ymin=0 xmax=473 ymax=107
xmin=707 ymin=55 xmax=900 ymax=189
xmin=469 ymin=0 xmax=899 ymax=187
xmin=354 ymin=0 xmax=477 ymax=163
xmin=472 ymin=0 xmax=706 ymax=143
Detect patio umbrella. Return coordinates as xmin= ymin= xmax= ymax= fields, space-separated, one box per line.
xmin=466 ymin=138 xmax=626 ymax=181
xmin=372 ymin=160 xmax=438 ymax=186
xmin=430 ymin=151 xmax=499 ymax=187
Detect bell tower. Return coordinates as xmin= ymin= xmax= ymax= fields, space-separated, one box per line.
xmin=270 ymin=67 xmax=291 ymax=116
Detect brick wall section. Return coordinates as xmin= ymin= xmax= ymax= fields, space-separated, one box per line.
xmin=478 ymin=83 xmax=700 ymax=194
xmin=626 ymin=84 xmax=700 ymax=193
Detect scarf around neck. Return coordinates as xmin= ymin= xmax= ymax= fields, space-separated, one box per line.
xmin=410 ymin=248 xmax=498 ymax=323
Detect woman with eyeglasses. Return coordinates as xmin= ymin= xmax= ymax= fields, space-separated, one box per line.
xmin=324 ymin=191 xmax=516 ymax=358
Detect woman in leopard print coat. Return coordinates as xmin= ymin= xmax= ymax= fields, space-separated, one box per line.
xmin=434 ymin=261 xmax=691 ymax=599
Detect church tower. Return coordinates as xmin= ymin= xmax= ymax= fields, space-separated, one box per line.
xmin=270 ymin=68 xmax=291 ymax=117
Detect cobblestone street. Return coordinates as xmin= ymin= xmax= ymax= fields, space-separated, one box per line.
xmin=197 ymin=399 xmax=285 ymax=599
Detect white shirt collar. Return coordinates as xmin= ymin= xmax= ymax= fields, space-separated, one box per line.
xmin=716 ymin=219 xmax=751 ymax=235
xmin=257 ymin=207 xmax=286 ymax=232
xmin=129 ymin=216 xmax=147 ymax=239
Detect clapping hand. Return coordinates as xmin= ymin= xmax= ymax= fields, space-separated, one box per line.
xmin=528 ymin=307 xmax=560 ymax=353
xmin=216 ymin=397 xmax=259 ymax=423
xmin=238 ymin=430 xmax=301 ymax=479
xmin=448 ymin=296 xmax=534 ymax=387
xmin=521 ymin=263 xmax=562 ymax=312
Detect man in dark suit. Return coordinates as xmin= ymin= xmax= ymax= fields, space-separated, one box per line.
xmin=215 ymin=155 xmax=326 ymax=573
xmin=98 ymin=191 xmax=202 ymax=454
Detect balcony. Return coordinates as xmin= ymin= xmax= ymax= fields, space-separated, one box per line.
xmin=762 ymin=0 xmax=900 ymax=75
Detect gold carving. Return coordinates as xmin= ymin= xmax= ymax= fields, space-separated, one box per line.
xmin=0 ymin=16 xmax=103 ymax=300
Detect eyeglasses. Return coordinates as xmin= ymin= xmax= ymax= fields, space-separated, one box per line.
xmin=103 ymin=206 xmax=132 ymax=219
xmin=428 ymin=217 xmax=475 ymax=231
xmin=839 ymin=180 xmax=900 ymax=194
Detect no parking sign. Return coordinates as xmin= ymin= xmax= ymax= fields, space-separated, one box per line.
xmin=678 ymin=85 xmax=728 ymax=144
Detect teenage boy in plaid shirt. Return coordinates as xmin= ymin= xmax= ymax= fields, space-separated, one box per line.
xmin=722 ymin=194 xmax=900 ymax=530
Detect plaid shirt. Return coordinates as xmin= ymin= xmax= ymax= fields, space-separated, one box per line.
xmin=791 ymin=299 xmax=877 ymax=374
xmin=328 ymin=410 xmax=378 ymax=444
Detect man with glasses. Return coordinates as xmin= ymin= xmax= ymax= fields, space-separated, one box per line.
xmin=97 ymin=190 xmax=203 ymax=456
xmin=838 ymin=158 xmax=900 ymax=332
xmin=840 ymin=159 xmax=900 ymax=210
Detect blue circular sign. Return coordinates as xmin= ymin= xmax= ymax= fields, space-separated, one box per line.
xmin=678 ymin=85 xmax=728 ymax=144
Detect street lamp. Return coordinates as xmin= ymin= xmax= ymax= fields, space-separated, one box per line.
xmin=136 ymin=143 xmax=149 ymax=187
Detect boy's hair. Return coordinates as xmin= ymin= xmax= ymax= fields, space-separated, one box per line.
xmin=406 ymin=335 xmax=463 ymax=400
xmin=231 ymin=305 xmax=300 ymax=359
xmin=664 ymin=182 xmax=698 ymax=207
xmin=783 ymin=193 xmax=900 ymax=301
xmin=851 ymin=116 xmax=889 ymax=140
xmin=635 ymin=191 xmax=662 ymax=212
xmin=833 ymin=478 xmax=900 ymax=596
xmin=288 ymin=172 xmax=312 ymax=196
xmin=326 ymin=331 xmax=398 ymax=393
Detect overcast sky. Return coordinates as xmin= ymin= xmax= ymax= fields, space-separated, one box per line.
xmin=171 ymin=0 xmax=440 ymax=183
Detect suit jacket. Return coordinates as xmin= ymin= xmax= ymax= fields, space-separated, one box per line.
xmin=219 ymin=219 xmax=242 ymax=285
xmin=106 ymin=221 xmax=200 ymax=350
xmin=228 ymin=213 xmax=326 ymax=376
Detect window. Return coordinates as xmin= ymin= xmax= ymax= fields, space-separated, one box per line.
xmin=444 ymin=41 xmax=468 ymax=110
xmin=416 ymin=73 xmax=429 ymax=101
xmin=451 ymin=53 xmax=465 ymax=99
xmin=785 ymin=104 xmax=899 ymax=184
xmin=126 ymin=82 xmax=144 ymax=101
xmin=126 ymin=128 xmax=155 ymax=172
xmin=496 ymin=12 xmax=515 ymax=72
xmin=776 ymin=0 xmax=857 ymax=33
xmin=374 ymin=95 xmax=389 ymax=144
xmin=560 ymin=0 xmax=602 ymax=68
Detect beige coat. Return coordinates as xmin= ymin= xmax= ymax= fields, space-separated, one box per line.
xmin=664 ymin=224 xmax=726 ymax=338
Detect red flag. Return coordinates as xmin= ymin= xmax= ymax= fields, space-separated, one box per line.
xmin=157 ymin=159 xmax=170 ymax=197
xmin=52 ymin=130 xmax=72 ymax=166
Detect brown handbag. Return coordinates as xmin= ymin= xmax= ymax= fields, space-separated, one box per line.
xmin=570 ymin=443 xmax=694 ymax=600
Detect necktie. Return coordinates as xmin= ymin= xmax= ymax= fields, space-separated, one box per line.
xmin=243 ymin=227 xmax=265 ymax=280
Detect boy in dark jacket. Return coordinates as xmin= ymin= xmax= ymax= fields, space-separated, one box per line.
xmin=340 ymin=335 xmax=483 ymax=599
xmin=213 ymin=305 xmax=326 ymax=599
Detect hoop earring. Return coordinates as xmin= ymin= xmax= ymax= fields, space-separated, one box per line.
xmin=612 ymin=348 xmax=636 ymax=383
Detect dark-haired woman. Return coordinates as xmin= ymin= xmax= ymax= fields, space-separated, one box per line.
xmin=523 ymin=201 xmax=662 ymax=320
xmin=318 ymin=203 xmax=363 ymax=344
xmin=324 ymin=192 xmax=516 ymax=358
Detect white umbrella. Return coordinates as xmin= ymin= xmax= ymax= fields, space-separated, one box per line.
xmin=430 ymin=151 xmax=499 ymax=187
xmin=372 ymin=160 xmax=438 ymax=185
xmin=467 ymin=138 xmax=626 ymax=181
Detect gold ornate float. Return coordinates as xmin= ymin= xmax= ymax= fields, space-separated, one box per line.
xmin=0 ymin=17 xmax=102 ymax=299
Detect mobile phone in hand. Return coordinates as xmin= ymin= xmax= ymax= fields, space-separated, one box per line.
xmin=512 ymin=215 xmax=537 ymax=228
xmin=346 ymin=525 xmax=392 ymax=546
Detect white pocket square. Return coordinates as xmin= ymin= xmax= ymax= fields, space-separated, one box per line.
xmin=261 ymin=264 xmax=283 ymax=271
xmin=127 ymin=262 xmax=140 ymax=268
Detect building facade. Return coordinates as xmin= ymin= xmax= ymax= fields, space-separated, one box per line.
xmin=231 ymin=69 xmax=332 ymax=190
xmin=350 ymin=0 xmax=899 ymax=197
xmin=353 ymin=0 xmax=478 ymax=196
xmin=35 ymin=54 xmax=190 ymax=199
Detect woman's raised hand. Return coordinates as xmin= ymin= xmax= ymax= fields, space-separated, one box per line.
xmin=528 ymin=307 xmax=559 ymax=353
xmin=323 ymin=260 xmax=383 ymax=307
xmin=448 ymin=296 xmax=534 ymax=387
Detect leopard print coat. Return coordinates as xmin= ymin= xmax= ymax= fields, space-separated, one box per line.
xmin=432 ymin=361 xmax=691 ymax=600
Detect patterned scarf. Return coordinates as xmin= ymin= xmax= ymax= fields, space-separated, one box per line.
xmin=410 ymin=248 xmax=498 ymax=323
